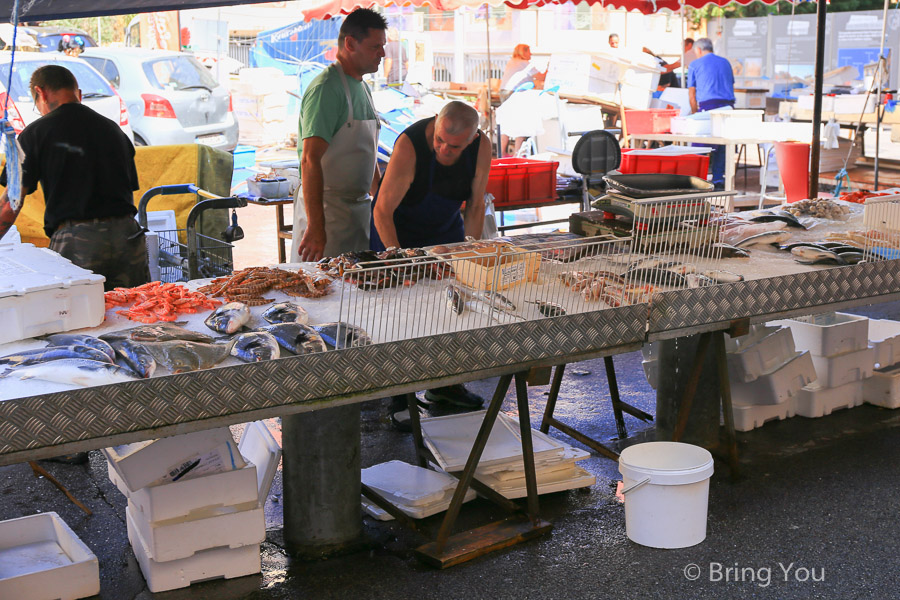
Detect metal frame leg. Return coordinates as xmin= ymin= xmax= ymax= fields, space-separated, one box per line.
xmin=514 ymin=372 xmax=540 ymax=522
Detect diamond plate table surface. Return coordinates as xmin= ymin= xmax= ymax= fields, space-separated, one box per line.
xmin=648 ymin=260 xmax=900 ymax=339
xmin=0 ymin=305 xmax=648 ymax=463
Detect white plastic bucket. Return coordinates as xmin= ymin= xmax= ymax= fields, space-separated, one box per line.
xmin=618 ymin=441 xmax=714 ymax=549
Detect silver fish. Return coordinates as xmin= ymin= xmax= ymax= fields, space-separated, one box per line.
xmin=659 ymin=262 xmax=697 ymax=275
xmin=791 ymin=247 xmax=846 ymax=265
xmin=100 ymin=323 xmax=214 ymax=343
xmin=256 ymin=323 xmax=326 ymax=355
xmin=701 ymin=270 xmax=745 ymax=283
xmin=686 ymin=273 xmax=716 ymax=288
xmin=142 ymin=340 xmax=234 ymax=373
xmin=1 ymin=359 xmax=140 ymax=386
xmin=262 ymin=302 xmax=309 ymax=325
xmin=711 ymin=243 xmax=750 ymax=258
xmin=110 ymin=339 xmax=157 ymax=378
xmin=0 ymin=345 xmax=113 ymax=368
xmin=625 ymin=268 xmax=687 ymax=288
xmin=734 ymin=230 xmax=792 ymax=248
xmin=446 ymin=285 xmax=465 ymax=316
xmin=474 ymin=290 xmax=517 ymax=312
xmin=231 ymin=331 xmax=281 ymax=362
xmin=204 ymin=302 xmax=251 ymax=335
xmin=43 ymin=334 xmax=116 ymax=361
xmin=525 ymin=300 xmax=567 ymax=317
xmin=310 ymin=322 xmax=372 ymax=350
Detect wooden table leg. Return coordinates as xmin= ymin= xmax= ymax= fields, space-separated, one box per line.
xmin=276 ymin=204 xmax=287 ymax=264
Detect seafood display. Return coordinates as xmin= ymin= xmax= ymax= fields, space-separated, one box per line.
xmin=100 ymin=323 xmax=215 ymax=344
xmin=110 ymin=339 xmax=157 ymax=379
xmin=42 ymin=334 xmax=116 ymax=361
xmin=141 ymin=340 xmax=235 ymax=374
xmin=256 ymin=323 xmax=327 ymax=355
xmin=231 ymin=331 xmax=281 ymax=362
xmin=310 ymin=323 xmax=372 ymax=350
xmin=0 ymin=345 xmax=113 ymax=368
xmin=319 ymin=247 xmax=451 ymax=290
xmin=0 ymin=358 xmax=140 ymax=386
xmin=104 ymin=282 xmax=222 ymax=323
xmin=204 ymin=302 xmax=252 ymax=334
xmin=262 ymin=302 xmax=309 ymax=325
xmin=198 ymin=266 xmax=333 ymax=305
xmin=783 ymin=198 xmax=851 ymax=219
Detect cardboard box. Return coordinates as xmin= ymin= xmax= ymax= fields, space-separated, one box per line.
xmin=449 ymin=246 xmax=540 ymax=291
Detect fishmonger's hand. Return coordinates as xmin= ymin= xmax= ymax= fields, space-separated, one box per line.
xmin=298 ymin=224 xmax=327 ymax=263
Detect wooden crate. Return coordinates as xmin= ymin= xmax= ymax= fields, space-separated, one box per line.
xmin=450 ymin=247 xmax=540 ymax=291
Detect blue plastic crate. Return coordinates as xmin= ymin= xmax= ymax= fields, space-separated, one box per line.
xmin=233 ymin=145 xmax=256 ymax=169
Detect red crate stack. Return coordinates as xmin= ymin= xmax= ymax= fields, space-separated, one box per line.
xmin=486 ymin=158 xmax=560 ymax=208
xmin=618 ymin=149 xmax=710 ymax=179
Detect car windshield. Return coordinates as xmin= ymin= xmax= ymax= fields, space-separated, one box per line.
xmin=37 ymin=34 xmax=96 ymax=52
xmin=142 ymin=56 xmax=218 ymax=91
xmin=0 ymin=60 xmax=114 ymax=102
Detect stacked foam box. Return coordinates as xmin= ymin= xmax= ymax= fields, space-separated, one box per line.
xmin=773 ymin=314 xmax=873 ymax=419
xmin=863 ymin=319 xmax=900 ymax=409
xmin=105 ymin=423 xmax=281 ymax=593
xmin=360 ymin=460 xmax=477 ymax=521
xmin=725 ymin=323 xmax=816 ymax=431
xmin=420 ymin=411 xmax=594 ymax=500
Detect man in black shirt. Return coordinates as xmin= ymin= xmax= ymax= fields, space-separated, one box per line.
xmin=0 ymin=65 xmax=149 ymax=290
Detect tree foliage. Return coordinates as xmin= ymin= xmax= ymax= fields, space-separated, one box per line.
xmin=689 ymin=0 xmax=899 ymax=25
xmin=34 ymin=15 xmax=137 ymax=45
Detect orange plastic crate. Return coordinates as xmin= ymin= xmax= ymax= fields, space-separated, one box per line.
xmin=624 ymin=109 xmax=680 ymax=134
xmin=486 ymin=158 xmax=559 ymax=207
xmin=619 ymin=149 xmax=710 ymax=179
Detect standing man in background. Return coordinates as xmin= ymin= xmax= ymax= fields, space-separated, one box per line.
xmin=608 ymin=33 xmax=620 ymax=49
xmin=292 ymin=8 xmax=387 ymax=263
xmin=383 ymin=27 xmax=408 ymax=86
xmin=688 ymin=37 xmax=735 ymax=190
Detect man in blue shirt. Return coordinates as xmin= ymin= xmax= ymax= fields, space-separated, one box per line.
xmin=688 ymin=37 xmax=735 ymax=189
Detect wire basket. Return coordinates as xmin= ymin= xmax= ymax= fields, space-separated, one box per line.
xmin=859 ymin=194 xmax=900 ymax=260
xmin=156 ymin=228 xmax=235 ymax=282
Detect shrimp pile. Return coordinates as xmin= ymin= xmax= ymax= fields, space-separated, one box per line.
xmin=105 ymin=282 xmax=222 ymax=323
xmin=197 ymin=266 xmax=333 ymax=305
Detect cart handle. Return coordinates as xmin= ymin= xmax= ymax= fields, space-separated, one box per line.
xmin=137 ymin=184 xmax=239 ymax=228
xmin=185 ymin=196 xmax=248 ymax=232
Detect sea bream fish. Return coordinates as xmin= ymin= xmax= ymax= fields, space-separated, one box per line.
xmin=204 ymin=302 xmax=251 ymax=334
xmin=100 ymin=323 xmax=214 ymax=344
xmin=445 ymin=285 xmax=466 ymax=316
xmin=42 ymin=333 xmax=116 ymax=361
xmin=525 ymin=300 xmax=567 ymax=317
xmin=109 ymin=339 xmax=157 ymax=378
xmin=791 ymin=247 xmax=847 ymax=265
xmin=310 ymin=323 xmax=372 ymax=350
xmin=624 ymin=268 xmax=687 ymax=288
xmin=0 ymin=359 xmax=140 ymax=386
xmin=141 ymin=340 xmax=234 ymax=373
xmin=262 ymin=302 xmax=309 ymax=325
xmin=734 ymin=230 xmax=792 ymax=248
xmin=256 ymin=323 xmax=327 ymax=355
xmin=0 ymin=345 xmax=113 ymax=368
xmin=231 ymin=331 xmax=281 ymax=362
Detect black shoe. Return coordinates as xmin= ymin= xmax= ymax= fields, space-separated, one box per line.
xmin=424 ymin=385 xmax=484 ymax=409
xmin=42 ymin=452 xmax=89 ymax=465
xmin=391 ymin=409 xmax=412 ymax=433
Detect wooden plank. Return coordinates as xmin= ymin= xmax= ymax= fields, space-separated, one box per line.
xmin=415 ymin=516 xmax=552 ymax=569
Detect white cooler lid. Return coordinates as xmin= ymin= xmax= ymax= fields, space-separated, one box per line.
xmin=238 ymin=421 xmax=282 ymax=507
xmin=0 ymin=244 xmax=104 ymax=298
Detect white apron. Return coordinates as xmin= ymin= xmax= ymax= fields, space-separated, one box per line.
xmin=291 ymin=63 xmax=379 ymax=260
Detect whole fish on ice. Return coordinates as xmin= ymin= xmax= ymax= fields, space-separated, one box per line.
xmin=0 ymin=359 xmax=140 ymax=386
xmin=262 ymin=302 xmax=309 ymax=325
xmin=204 ymin=302 xmax=251 ymax=334
xmin=310 ymin=322 xmax=372 ymax=350
xmin=256 ymin=323 xmax=327 ymax=355
xmin=0 ymin=345 xmax=113 ymax=368
xmin=525 ymin=300 xmax=567 ymax=317
xmin=110 ymin=339 xmax=157 ymax=378
xmin=734 ymin=230 xmax=792 ymax=248
xmin=791 ymin=247 xmax=847 ymax=265
xmin=100 ymin=323 xmax=214 ymax=344
xmin=700 ymin=270 xmax=745 ymax=283
xmin=141 ymin=340 xmax=234 ymax=373
xmin=445 ymin=285 xmax=466 ymax=316
xmin=42 ymin=334 xmax=116 ymax=361
xmin=231 ymin=331 xmax=281 ymax=362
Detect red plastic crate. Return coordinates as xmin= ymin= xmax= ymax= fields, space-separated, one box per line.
xmin=624 ymin=109 xmax=680 ymax=134
xmin=486 ymin=157 xmax=559 ymax=207
xmin=619 ymin=149 xmax=710 ymax=179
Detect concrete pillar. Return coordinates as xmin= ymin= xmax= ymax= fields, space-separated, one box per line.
xmin=654 ymin=335 xmax=720 ymax=448
xmin=282 ymin=404 xmax=362 ymax=557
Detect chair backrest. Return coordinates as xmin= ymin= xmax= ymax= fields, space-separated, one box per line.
xmin=571 ymin=130 xmax=621 ymax=177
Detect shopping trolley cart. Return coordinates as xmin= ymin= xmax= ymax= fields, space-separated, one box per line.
xmin=137 ymin=184 xmax=247 ymax=282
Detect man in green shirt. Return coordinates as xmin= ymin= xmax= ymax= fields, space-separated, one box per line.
xmin=292 ymin=8 xmax=387 ymax=262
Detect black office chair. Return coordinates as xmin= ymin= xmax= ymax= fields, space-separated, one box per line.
xmin=570 ymin=129 xmax=622 ymax=211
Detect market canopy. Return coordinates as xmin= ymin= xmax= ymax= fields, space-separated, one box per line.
xmin=0 ymin=0 xmax=282 ymax=23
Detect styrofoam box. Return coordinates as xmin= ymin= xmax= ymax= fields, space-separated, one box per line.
xmin=127 ymin=510 xmax=260 ymax=593
xmin=103 ymin=427 xmax=244 ymax=492
xmin=362 ymin=460 xmax=456 ymax=507
xmin=126 ymin=502 xmax=265 ymax=562
xmin=642 ymin=359 xmax=658 ymax=390
xmin=863 ymin=364 xmax=900 ymax=409
xmin=0 ymin=512 xmax=100 ymax=600
xmin=731 ymin=397 xmax=796 ymax=432
xmin=795 ymin=380 xmax=864 ymax=418
xmin=476 ymin=464 xmax=596 ymax=499
xmin=237 ymin=421 xmax=282 ymax=508
xmin=361 ymin=486 xmax=478 ymax=522
xmin=832 ymin=94 xmax=876 ymax=115
xmin=0 ymin=243 xmax=105 ymax=345
xmin=0 ymin=224 xmax=21 ymax=245
xmin=727 ymin=326 xmax=796 ymax=383
xmin=798 ymin=95 xmax=835 ymax=112
xmin=773 ymin=313 xmax=869 ymax=358
xmin=729 ymin=351 xmax=817 ymax=405
xmin=734 ymin=90 xmax=767 ymax=110
xmin=670 ymin=116 xmax=712 ymax=136
xmin=724 ymin=323 xmax=780 ymax=353
xmin=809 ymin=346 xmax=875 ymax=388
xmin=709 ymin=109 xmax=763 ymax=138
xmin=869 ymin=319 xmax=900 ymax=368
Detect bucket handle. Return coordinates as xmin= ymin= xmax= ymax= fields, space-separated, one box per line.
xmin=621 ymin=477 xmax=651 ymax=495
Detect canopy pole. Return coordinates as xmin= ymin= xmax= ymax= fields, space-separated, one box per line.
xmin=873 ymin=0 xmax=890 ymax=190
xmin=485 ymin=4 xmax=495 ymax=156
xmin=809 ymin=0 xmax=827 ymax=198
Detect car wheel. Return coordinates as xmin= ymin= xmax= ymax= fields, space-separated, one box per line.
xmin=133 ymin=135 xmax=148 ymax=146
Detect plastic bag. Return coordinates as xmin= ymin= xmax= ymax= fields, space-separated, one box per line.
xmin=482 ymin=193 xmax=499 ymax=239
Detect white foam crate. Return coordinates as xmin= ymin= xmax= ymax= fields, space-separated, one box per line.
xmin=237 ymin=421 xmax=282 ymax=508
xmin=809 ymin=346 xmax=875 ymax=388
xmin=0 ymin=512 xmax=100 ymax=600
xmin=709 ymin=109 xmax=763 ymax=138
xmin=103 ymin=428 xmax=244 ymax=492
xmin=0 ymin=244 xmax=105 ymax=345
xmin=795 ymin=380 xmax=864 ymax=418
xmin=642 ymin=359 xmax=658 ymax=390
xmin=863 ymin=364 xmax=900 ymax=409
xmin=126 ymin=502 xmax=265 ymax=562
xmin=0 ymin=224 xmax=21 ymax=245
xmin=127 ymin=510 xmax=260 ymax=593
xmin=670 ymin=116 xmax=711 ymax=135
xmin=362 ymin=460 xmax=456 ymax=507
xmin=475 ymin=464 xmax=596 ymax=499
xmin=724 ymin=323 xmax=781 ymax=353
xmin=832 ymin=94 xmax=877 ymax=114
xmin=773 ymin=313 xmax=869 ymax=358
xmin=869 ymin=319 xmax=900 ymax=368
xmin=729 ymin=351 xmax=817 ymax=405
xmin=727 ymin=326 xmax=796 ymax=383
xmin=731 ymin=398 xmax=796 ymax=432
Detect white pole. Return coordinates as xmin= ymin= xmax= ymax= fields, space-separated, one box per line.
xmin=97 ymin=16 xmax=101 ymax=45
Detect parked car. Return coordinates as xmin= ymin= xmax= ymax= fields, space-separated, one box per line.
xmin=81 ymin=48 xmax=238 ymax=151
xmin=17 ymin=26 xmax=97 ymax=52
xmin=0 ymin=52 xmax=133 ymax=139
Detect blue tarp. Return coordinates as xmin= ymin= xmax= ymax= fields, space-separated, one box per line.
xmin=250 ymin=19 xmax=341 ymax=71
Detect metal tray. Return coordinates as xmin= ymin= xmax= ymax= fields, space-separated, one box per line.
xmin=603 ymin=174 xmax=714 ymax=198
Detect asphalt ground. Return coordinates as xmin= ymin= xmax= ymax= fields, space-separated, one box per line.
xmin=2 ymin=302 xmax=900 ymax=599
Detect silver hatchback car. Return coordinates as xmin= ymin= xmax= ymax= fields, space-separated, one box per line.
xmin=81 ymin=47 xmax=238 ymax=151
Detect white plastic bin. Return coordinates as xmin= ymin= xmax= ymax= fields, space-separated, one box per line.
xmin=618 ymin=442 xmax=714 ymax=549
xmin=709 ymin=109 xmax=763 ymax=138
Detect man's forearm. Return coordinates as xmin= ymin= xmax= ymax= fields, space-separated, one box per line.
xmin=300 ymin=160 xmax=326 ymax=230
xmin=373 ymin=210 xmax=400 ymax=249
xmin=463 ymin=198 xmax=485 ymax=240
xmin=0 ymin=191 xmax=21 ymax=242
xmin=689 ymin=88 xmax=698 ymax=113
